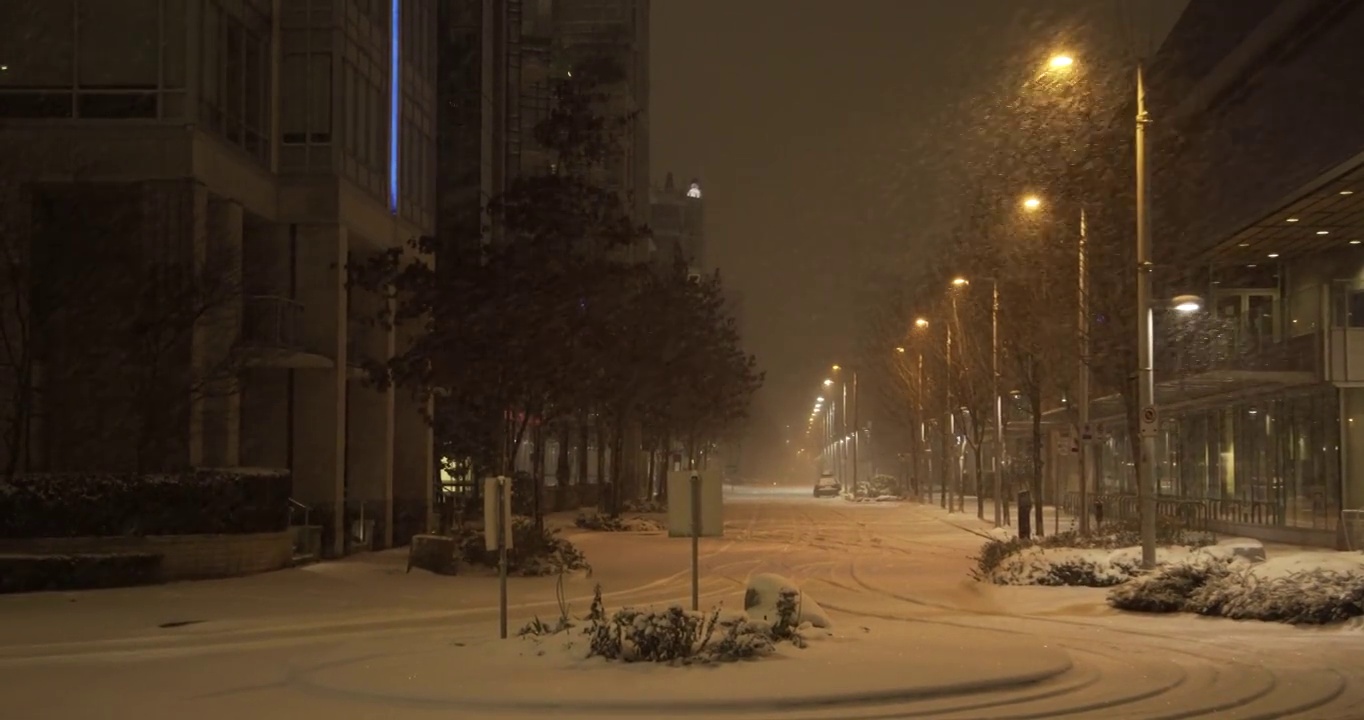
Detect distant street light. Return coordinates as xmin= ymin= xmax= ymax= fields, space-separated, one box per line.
xmin=951 ymin=277 xmax=969 ymax=287
xmin=1022 ymin=195 xmax=1042 ymax=211
xmin=915 ymin=317 xmax=930 ymax=328
xmin=896 ymin=346 xmax=906 ymax=353
xmin=823 ymin=378 xmax=834 ymax=386
xmin=1048 ymin=54 xmax=1075 ymax=70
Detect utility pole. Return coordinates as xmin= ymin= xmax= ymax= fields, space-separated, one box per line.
xmin=992 ymin=281 xmax=1003 ymax=526
xmin=851 ymin=368 xmax=860 ymax=496
xmin=1135 ymin=63 xmax=1158 ymax=569
xmin=1078 ymin=208 xmax=1092 ymax=534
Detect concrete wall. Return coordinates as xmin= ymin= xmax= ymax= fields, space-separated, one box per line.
xmin=0 ymin=532 xmax=293 ymax=580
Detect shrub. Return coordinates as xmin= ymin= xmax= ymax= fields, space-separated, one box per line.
xmin=622 ymin=498 xmax=666 ymax=513
xmin=454 ymin=518 xmax=591 ymax=576
xmin=0 ymin=469 xmax=291 ymax=538
xmin=573 ymin=513 xmax=663 ymax=533
xmin=1107 ymin=556 xmax=1234 ymax=613
xmin=582 ymin=585 xmax=797 ymax=664
xmin=970 ymin=517 xmax=1215 ymax=582
xmin=0 ymin=553 xmax=163 ymax=594
xmin=1109 ymin=560 xmax=1364 ymax=625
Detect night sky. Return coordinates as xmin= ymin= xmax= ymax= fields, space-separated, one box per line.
xmin=650 ymin=0 xmax=1189 ymax=461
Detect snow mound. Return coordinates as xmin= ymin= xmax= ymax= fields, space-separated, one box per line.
xmin=1193 ymin=537 xmax=1266 ymax=564
xmin=744 ymin=573 xmax=832 ymax=628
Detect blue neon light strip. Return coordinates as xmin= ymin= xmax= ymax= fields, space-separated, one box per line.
xmin=388 ymin=0 xmax=400 ymax=213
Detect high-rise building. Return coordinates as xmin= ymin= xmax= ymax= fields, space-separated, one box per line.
xmin=0 ymin=0 xmax=438 ymax=557
xmin=650 ymin=172 xmax=706 ymax=274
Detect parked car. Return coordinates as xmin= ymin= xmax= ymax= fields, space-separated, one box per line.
xmin=813 ymin=473 xmax=841 ymax=498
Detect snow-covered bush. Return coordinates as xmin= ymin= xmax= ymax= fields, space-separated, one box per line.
xmin=1109 ymin=555 xmax=1364 ymax=624
xmin=582 ymin=585 xmax=801 ymax=664
xmin=454 ymin=518 xmax=591 ymax=576
xmin=573 ymin=513 xmax=664 ymax=533
xmin=855 ymin=474 xmax=900 ymax=498
xmin=971 ymin=518 xmax=1215 ymax=583
xmin=622 ymin=498 xmax=667 ymax=514
xmin=1107 ymin=555 xmax=1234 ymax=612
xmin=985 ymin=546 xmax=1141 ymax=587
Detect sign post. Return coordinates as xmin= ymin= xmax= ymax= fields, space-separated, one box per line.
xmin=483 ymin=476 xmax=513 ymax=639
xmin=690 ymin=471 xmax=701 ymax=611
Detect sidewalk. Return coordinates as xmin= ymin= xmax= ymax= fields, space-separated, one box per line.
xmin=913 ymin=491 xmax=1082 ymax=537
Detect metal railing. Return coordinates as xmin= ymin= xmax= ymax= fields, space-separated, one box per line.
xmin=243 ymin=295 xmax=304 ymax=350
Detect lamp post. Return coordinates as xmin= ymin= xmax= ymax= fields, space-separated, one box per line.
xmin=832 ymin=364 xmax=860 ymax=498
xmin=1020 ymin=192 xmax=1091 ymax=533
xmin=1135 ymin=63 xmax=1157 ymax=569
xmin=949 ymin=276 xmax=1001 ymax=523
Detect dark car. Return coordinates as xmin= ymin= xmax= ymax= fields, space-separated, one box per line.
xmin=813 ymin=473 xmax=841 ymax=498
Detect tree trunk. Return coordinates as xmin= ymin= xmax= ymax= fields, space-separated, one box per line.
xmin=657 ymin=427 xmax=672 ymax=502
xmin=531 ymin=420 xmax=545 ymax=534
xmin=608 ymin=417 xmax=624 ymax=517
xmin=939 ymin=424 xmax=949 ymax=509
xmin=555 ymin=420 xmax=571 ymax=510
xmin=595 ymin=415 xmax=608 ymax=512
xmin=1031 ymin=391 xmax=1045 ymax=537
xmin=974 ymin=432 xmax=985 ymax=520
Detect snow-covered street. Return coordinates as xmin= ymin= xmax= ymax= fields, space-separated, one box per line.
xmin=2 ymin=485 xmax=1362 ymax=719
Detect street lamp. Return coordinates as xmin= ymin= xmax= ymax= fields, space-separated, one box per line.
xmin=1172 ymin=295 xmax=1202 ymax=313
xmin=950 ymin=276 xmax=1003 ymax=524
xmin=1048 ymin=54 xmax=1075 ymax=70
xmin=831 ymin=363 xmax=860 ymax=497
xmin=915 ymin=317 xmax=929 ymax=329
xmin=1020 ymin=191 xmax=1094 ymax=534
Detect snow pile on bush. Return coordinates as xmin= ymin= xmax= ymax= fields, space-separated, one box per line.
xmin=622 ymin=498 xmax=667 ymax=514
xmin=573 ymin=512 xmax=664 ymax=533
xmin=744 ymin=573 xmax=832 ymax=628
xmin=1109 ymin=551 xmax=1364 ymax=624
xmin=988 ymin=547 xmax=1142 ymax=587
xmin=519 ymin=584 xmax=809 ymax=665
xmin=971 ymin=518 xmax=1215 ymax=586
xmin=854 ymin=474 xmax=901 ymax=498
xmin=451 ymin=518 xmax=591 ymax=576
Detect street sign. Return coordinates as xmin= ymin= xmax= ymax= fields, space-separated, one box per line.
xmin=1140 ymin=406 xmax=1158 ymax=437
xmin=482 ymin=476 xmax=513 ymax=551
xmin=483 ymin=476 xmax=513 ymax=640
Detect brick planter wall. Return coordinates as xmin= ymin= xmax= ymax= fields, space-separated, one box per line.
xmin=0 ymin=532 xmax=293 ymax=581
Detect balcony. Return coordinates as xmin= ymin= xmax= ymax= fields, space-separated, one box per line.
xmin=241 ymin=295 xmax=333 ymax=370
xmin=1165 ymin=332 xmax=1317 ymax=377
xmin=244 ymin=295 xmax=303 ymax=350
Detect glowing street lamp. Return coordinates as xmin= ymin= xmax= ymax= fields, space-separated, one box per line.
xmin=1048 ymin=54 xmax=1074 ymax=70
xmin=951 ymin=277 xmax=969 ymax=287
xmin=914 ymin=317 xmax=929 ymax=329
xmin=895 ymin=346 xmax=906 ymax=353
xmin=1022 ymin=195 xmax=1042 ymax=211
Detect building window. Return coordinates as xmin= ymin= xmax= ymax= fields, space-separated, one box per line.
xmin=0 ymin=0 xmax=187 ymax=120
xmin=201 ymin=0 xmax=271 ymax=162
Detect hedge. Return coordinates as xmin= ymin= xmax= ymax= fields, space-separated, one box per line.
xmin=0 ymin=469 xmax=292 ymax=538
xmin=0 ymin=553 xmax=164 ymax=594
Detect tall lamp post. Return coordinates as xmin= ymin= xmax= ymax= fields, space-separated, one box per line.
xmin=832 ymin=364 xmax=860 ymax=498
xmin=896 ymin=316 xmax=932 ymax=502
xmin=1041 ymin=52 xmax=1156 ymax=565
xmin=949 ymin=277 xmax=1002 ymax=524
xmin=1135 ymin=64 xmax=1157 ymax=568
xmin=1020 ymin=192 xmax=1091 ymax=533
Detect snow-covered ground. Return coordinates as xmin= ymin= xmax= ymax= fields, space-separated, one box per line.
xmin=2 ymin=483 xmax=1362 ymax=719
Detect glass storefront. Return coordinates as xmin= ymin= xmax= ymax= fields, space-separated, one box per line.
xmin=1095 ymin=387 xmax=1342 ymax=531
